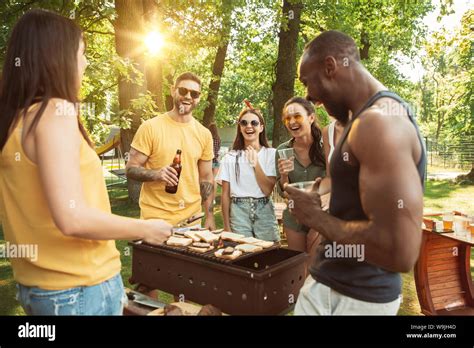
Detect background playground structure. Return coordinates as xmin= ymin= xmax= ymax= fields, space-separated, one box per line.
xmin=96 ymin=126 xmax=127 ymax=187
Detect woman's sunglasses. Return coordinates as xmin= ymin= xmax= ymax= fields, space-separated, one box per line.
xmin=177 ymin=87 xmax=201 ymax=99
xmin=283 ymin=113 xmax=304 ymax=127
xmin=239 ymin=119 xmax=260 ymax=127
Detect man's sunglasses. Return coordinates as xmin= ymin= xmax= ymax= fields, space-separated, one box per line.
xmin=239 ymin=119 xmax=260 ymax=127
xmin=177 ymin=87 xmax=201 ymax=99
xmin=283 ymin=113 xmax=304 ymax=126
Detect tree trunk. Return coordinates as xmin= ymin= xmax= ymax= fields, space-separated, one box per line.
xmin=271 ymin=0 xmax=303 ymax=147
xmin=202 ymin=41 xmax=230 ymax=127
xmin=359 ymin=30 xmax=370 ymax=60
xmin=202 ymin=4 xmax=233 ymax=127
xmin=456 ymin=162 xmax=474 ymax=183
xmin=203 ymin=2 xmax=234 ymax=127
xmin=114 ymin=0 xmax=146 ymax=204
xmin=435 ymin=112 xmax=444 ymax=141
xmin=165 ymin=74 xmax=174 ymax=111
xmin=146 ymin=61 xmax=165 ymax=112
xmin=468 ymin=163 xmax=474 ymax=179
xmin=143 ymin=0 xmax=165 ymax=112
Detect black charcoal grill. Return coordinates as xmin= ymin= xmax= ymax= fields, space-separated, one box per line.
xmin=129 ymin=241 xmax=307 ymax=315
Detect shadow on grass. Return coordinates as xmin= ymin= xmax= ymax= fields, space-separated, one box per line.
xmin=424 ymin=180 xmax=457 ymax=200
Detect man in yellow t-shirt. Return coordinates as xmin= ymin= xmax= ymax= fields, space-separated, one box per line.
xmin=126 ymin=72 xmax=215 ymax=230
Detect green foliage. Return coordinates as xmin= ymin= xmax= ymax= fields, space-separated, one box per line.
xmin=0 ymin=0 xmax=469 ymax=150
xmin=417 ymin=9 xmax=473 ymax=142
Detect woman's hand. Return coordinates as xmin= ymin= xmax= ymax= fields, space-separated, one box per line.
xmin=244 ymin=146 xmax=259 ymax=168
xmin=142 ymin=219 xmax=173 ymax=245
xmin=278 ymin=158 xmax=294 ymax=176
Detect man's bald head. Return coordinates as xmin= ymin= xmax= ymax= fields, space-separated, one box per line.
xmin=303 ymin=30 xmax=360 ymax=64
xmin=299 ymin=31 xmax=360 ymax=124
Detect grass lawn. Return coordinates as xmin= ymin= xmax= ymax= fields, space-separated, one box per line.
xmin=1 ymin=179 xmax=473 ymax=315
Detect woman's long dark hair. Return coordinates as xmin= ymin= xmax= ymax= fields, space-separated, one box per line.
xmin=283 ymin=97 xmax=325 ymax=167
xmin=231 ymin=106 xmax=270 ymax=183
xmin=0 ymin=9 xmax=92 ymax=151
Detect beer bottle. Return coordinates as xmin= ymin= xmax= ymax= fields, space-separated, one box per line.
xmin=165 ymin=149 xmax=182 ymax=194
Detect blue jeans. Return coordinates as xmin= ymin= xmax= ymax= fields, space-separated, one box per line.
xmin=230 ymin=197 xmax=280 ymax=242
xmin=16 ymin=273 xmax=127 ymax=315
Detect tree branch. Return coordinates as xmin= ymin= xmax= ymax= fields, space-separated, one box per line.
xmin=86 ymin=29 xmax=115 ymax=36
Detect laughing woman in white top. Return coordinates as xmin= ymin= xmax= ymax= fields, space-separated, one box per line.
xmin=217 ymin=103 xmax=280 ymax=242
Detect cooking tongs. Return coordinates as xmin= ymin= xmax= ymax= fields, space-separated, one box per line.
xmin=134 ymin=213 xmax=205 ymax=245
xmin=173 ymin=212 xmax=205 ymax=229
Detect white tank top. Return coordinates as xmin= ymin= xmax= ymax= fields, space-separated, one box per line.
xmin=328 ymin=121 xmax=336 ymax=163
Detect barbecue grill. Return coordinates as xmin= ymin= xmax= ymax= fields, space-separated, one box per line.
xmin=129 ymin=241 xmax=307 ymax=315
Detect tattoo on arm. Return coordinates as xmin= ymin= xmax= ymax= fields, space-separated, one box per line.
xmin=126 ymin=167 xmax=156 ymax=182
xmin=200 ymin=181 xmax=213 ymax=202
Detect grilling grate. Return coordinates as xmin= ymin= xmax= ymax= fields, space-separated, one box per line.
xmin=130 ymin=241 xmax=307 ymax=315
xmin=150 ymin=239 xmax=279 ymax=264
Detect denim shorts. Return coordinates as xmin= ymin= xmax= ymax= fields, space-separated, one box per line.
xmin=230 ymin=197 xmax=280 ymax=242
xmin=16 ymin=273 xmax=127 ymax=315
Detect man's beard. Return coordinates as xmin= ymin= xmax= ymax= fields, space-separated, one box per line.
xmin=174 ymin=98 xmax=195 ymax=115
xmin=323 ymin=100 xmax=349 ymax=125
xmin=331 ymin=105 xmax=350 ymax=125
xmin=316 ymin=82 xmax=350 ymax=125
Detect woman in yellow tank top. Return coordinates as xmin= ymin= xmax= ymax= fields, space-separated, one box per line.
xmin=0 ymin=10 xmax=172 ymax=315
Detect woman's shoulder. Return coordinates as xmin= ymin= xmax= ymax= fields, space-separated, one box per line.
xmin=42 ymin=98 xmax=77 ymax=118
xmin=34 ymin=99 xmax=79 ymax=132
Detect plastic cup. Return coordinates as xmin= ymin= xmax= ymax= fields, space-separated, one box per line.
xmin=278 ymin=148 xmax=295 ymax=172
xmin=453 ymin=216 xmax=470 ymax=237
xmin=278 ymin=148 xmax=294 ymax=160
xmin=442 ymin=212 xmax=454 ymax=230
xmin=434 ymin=221 xmax=444 ymax=232
xmin=287 ymin=181 xmax=315 ymax=192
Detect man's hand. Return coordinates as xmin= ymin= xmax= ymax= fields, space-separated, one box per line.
xmin=155 ymin=166 xmax=179 ymax=186
xmin=284 ymin=178 xmax=324 ymax=228
xmin=204 ymin=214 xmax=216 ymax=231
xmin=126 ymin=147 xmax=178 ymax=184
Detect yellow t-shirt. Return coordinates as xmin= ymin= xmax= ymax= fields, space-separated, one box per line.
xmin=0 ymin=117 xmax=121 ymax=290
xmin=131 ymin=114 xmax=213 ymax=225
